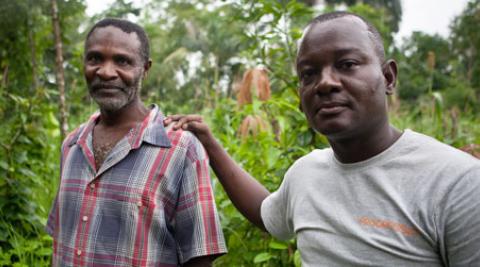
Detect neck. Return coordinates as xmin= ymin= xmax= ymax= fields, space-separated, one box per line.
xmin=328 ymin=123 xmax=402 ymax=164
xmin=98 ymin=98 xmax=149 ymax=129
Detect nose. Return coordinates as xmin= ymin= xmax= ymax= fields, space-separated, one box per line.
xmin=315 ymin=67 xmax=341 ymax=94
xmin=96 ymin=61 xmax=118 ymax=80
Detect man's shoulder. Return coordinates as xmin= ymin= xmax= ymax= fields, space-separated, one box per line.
xmin=407 ymin=130 xmax=479 ymax=167
xmin=162 ymin=125 xmax=201 ymax=149
xmin=286 ymin=148 xmax=332 ymax=176
xmin=160 ymin=126 xmax=208 ymax=162
xmin=297 ymin=147 xmax=332 ymax=164
xmin=61 ymin=122 xmax=89 ymax=148
xmin=61 ymin=112 xmax=99 ymax=148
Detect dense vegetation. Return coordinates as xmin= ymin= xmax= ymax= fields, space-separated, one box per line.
xmin=0 ymin=0 xmax=479 ymax=265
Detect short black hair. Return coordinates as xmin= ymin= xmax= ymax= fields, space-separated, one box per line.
xmin=85 ymin=18 xmax=150 ymax=63
xmin=303 ymin=11 xmax=385 ymax=63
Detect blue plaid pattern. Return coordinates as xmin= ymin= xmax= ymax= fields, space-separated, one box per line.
xmin=47 ymin=105 xmax=227 ymax=266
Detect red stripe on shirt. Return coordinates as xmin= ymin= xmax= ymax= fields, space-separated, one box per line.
xmin=73 ymin=181 xmax=99 ymax=266
xmin=198 ymin=159 xmax=216 ymax=255
xmin=142 ymin=131 xmax=182 ymax=265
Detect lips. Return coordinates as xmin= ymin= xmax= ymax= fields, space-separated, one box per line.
xmin=316 ymin=101 xmax=348 ymax=115
xmin=89 ymin=82 xmax=126 ymax=97
xmin=92 ymin=84 xmax=124 ymax=91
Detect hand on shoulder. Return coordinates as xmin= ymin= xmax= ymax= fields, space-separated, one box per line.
xmin=164 ymin=114 xmax=215 ymax=148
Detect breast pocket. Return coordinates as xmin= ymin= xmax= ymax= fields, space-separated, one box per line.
xmin=93 ymin=188 xmax=155 ymax=255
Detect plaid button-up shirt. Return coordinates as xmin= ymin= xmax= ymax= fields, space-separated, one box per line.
xmin=47 ymin=105 xmax=227 ymax=266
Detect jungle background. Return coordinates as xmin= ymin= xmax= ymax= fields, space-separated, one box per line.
xmin=0 ymin=0 xmax=479 ymax=266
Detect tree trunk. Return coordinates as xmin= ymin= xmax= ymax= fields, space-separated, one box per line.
xmin=28 ymin=18 xmax=38 ymax=92
xmin=50 ymin=0 xmax=68 ymax=140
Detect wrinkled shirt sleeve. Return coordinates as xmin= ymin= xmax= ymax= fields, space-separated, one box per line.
xmin=174 ymin=134 xmax=227 ymax=264
xmin=438 ymin=167 xmax=480 ymax=266
xmin=261 ymin=177 xmax=294 ymax=241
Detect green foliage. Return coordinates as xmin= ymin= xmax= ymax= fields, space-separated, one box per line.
xmin=0 ymin=221 xmax=52 ymax=267
xmin=140 ymin=0 xmax=252 ymax=113
xmin=451 ymin=0 xmax=480 ymax=91
xmin=207 ymin=95 xmax=327 ymax=266
xmin=0 ymin=87 xmax=59 ymax=266
xmin=396 ymin=32 xmax=452 ymax=99
xmin=324 ymin=0 xmax=402 ymax=32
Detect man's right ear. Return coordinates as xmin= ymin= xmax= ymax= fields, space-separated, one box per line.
xmin=143 ymin=59 xmax=153 ymax=78
xmin=382 ymin=59 xmax=398 ymax=95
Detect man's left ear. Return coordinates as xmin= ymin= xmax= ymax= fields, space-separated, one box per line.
xmin=143 ymin=59 xmax=153 ymax=79
xmin=382 ymin=59 xmax=397 ymax=95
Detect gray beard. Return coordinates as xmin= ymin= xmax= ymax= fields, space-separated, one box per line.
xmin=91 ymin=77 xmax=143 ymax=113
xmin=94 ymin=93 xmax=132 ymax=113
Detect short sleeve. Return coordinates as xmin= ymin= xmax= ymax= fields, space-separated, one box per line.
xmin=261 ymin=177 xmax=295 ymax=241
xmin=174 ymin=135 xmax=227 ymax=264
xmin=437 ymin=167 xmax=480 ymax=266
xmin=45 ymin=126 xmax=83 ymax=238
xmin=45 ymin=137 xmax=70 ymax=237
xmin=46 ymin=192 xmax=59 ymax=236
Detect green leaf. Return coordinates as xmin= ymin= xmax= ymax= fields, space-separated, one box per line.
xmin=268 ymin=240 xmax=288 ymax=250
xmin=35 ymin=247 xmax=52 ymax=256
xmin=19 ymin=168 xmax=36 ymax=178
xmin=15 ymin=151 xmax=28 ymax=164
xmin=0 ymin=161 xmax=8 ymax=171
xmin=294 ymin=249 xmax=302 ymax=267
xmin=47 ymin=112 xmax=60 ymax=127
xmin=253 ymin=252 xmax=272 ymax=263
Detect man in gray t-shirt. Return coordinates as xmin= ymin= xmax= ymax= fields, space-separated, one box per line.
xmin=165 ymin=11 xmax=480 ymax=266
xmin=262 ymin=129 xmax=480 ymax=266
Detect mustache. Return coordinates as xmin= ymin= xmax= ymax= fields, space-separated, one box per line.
xmin=318 ymin=100 xmax=349 ymax=108
xmin=89 ymin=81 xmax=126 ymax=92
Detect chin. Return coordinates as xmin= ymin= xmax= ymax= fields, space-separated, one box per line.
xmin=94 ymin=98 xmax=128 ymax=113
xmin=312 ymin=120 xmax=354 ymax=140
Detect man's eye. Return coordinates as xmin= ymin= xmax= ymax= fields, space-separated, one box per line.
xmin=115 ymin=57 xmax=130 ymax=66
xmin=87 ymin=54 xmax=102 ymax=63
xmin=301 ymin=70 xmax=315 ymax=84
xmin=338 ymin=60 xmax=358 ymax=70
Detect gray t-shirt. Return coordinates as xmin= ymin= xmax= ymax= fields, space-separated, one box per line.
xmin=261 ymin=130 xmax=480 ymax=267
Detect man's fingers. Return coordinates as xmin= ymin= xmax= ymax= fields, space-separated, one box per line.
xmin=164 ymin=114 xmax=183 ymax=125
xmin=176 ymin=116 xmax=191 ymax=129
xmin=166 ymin=114 xmax=184 ymax=120
xmin=164 ymin=114 xmax=204 ymax=130
xmin=183 ymin=115 xmax=203 ymax=122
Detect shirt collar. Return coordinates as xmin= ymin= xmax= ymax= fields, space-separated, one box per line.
xmin=135 ymin=104 xmax=171 ymax=148
xmin=67 ymin=104 xmax=171 ymax=148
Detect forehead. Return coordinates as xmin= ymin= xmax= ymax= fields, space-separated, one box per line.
xmin=85 ymin=26 xmax=141 ymax=55
xmin=297 ymin=16 xmax=377 ymax=64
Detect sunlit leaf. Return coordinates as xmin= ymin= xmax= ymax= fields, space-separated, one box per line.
xmin=253 ymin=252 xmax=272 ymax=263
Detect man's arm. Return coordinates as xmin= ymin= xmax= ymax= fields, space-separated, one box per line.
xmin=440 ymin=168 xmax=480 ymax=266
xmin=164 ymin=115 xmax=270 ymax=230
xmin=174 ymin=131 xmax=227 ymax=263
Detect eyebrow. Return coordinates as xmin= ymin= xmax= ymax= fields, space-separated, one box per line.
xmin=297 ymin=47 xmax=368 ymax=67
xmin=333 ymin=48 xmax=368 ymax=58
xmin=85 ymin=49 xmax=134 ymax=59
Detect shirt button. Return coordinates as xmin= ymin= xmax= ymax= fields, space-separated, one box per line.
xmin=82 ymin=216 xmax=88 ymax=222
xmin=77 ymin=250 xmax=82 ymax=256
xmin=137 ymin=201 xmax=142 ymax=207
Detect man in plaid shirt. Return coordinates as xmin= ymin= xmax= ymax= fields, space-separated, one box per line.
xmin=46 ymin=18 xmax=227 ymax=266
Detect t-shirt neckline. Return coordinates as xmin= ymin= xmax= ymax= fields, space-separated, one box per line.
xmin=329 ymin=129 xmax=412 ymax=170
